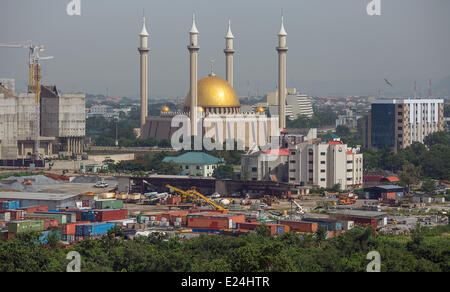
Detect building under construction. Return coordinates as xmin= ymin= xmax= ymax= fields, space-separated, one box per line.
xmin=0 ymin=79 xmax=85 ymax=160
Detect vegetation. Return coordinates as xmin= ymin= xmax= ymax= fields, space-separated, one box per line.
xmin=286 ymin=110 xmax=338 ymax=129
xmin=1 ymin=224 xmax=449 ymax=272
xmin=362 ymin=131 xmax=450 ymax=181
xmin=212 ymin=164 xmax=237 ymax=180
xmin=109 ymin=152 xmax=180 ymax=175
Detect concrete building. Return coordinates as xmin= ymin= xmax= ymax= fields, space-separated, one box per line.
xmin=40 ymin=85 xmax=85 ymax=155
xmin=241 ymin=149 xmax=289 ymax=182
xmin=241 ymin=135 xmax=363 ymax=191
xmin=287 ymin=140 xmax=363 ymax=190
xmin=336 ymin=109 xmax=359 ymax=128
xmin=266 ymin=89 xmax=314 ymax=120
xmin=363 ymin=99 xmax=444 ymax=150
xmin=162 ymin=152 xmax=224 ymax=177
xmin=0 ymin=80 xmax=85 ymax=160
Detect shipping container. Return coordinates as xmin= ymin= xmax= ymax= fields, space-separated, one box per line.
xmin=20 ymin=205 xmax=49 ymax=214
xmin=2 ymin=201 xmax=20 ymax=210
xmin=8 ymin=220 xmax=44 ymax=234
xmin=24 ymin=213 xmax=67 ymax=225
xmin=37 ymin=231 xmax=61 ymax=244
xmin=95 ymin=199 xmax=123 ymax=209
xmin=35 ymin=211 xmax=76 ymax=223
xmin=278 ymin=220 xmax=318 ymax=233
xmin=75 ymin=222 xmax=115 ymax=236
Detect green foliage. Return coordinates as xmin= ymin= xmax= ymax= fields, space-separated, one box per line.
xmin=287 ymin=110 xmax=338 ymax=129
xmin=212 ymin=164 xmax=237 ymax=180
xmin=363 ymin=131 xmax=450 ymax=180
xmin=0 ymin=225 xmax=449 ymax=272
xmin=112 ymin=152 xmax=180 ymax=175
xmin=421 ymin=179 xmax=437 ymax=194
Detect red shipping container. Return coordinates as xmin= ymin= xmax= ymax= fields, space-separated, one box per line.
xmin=188 ymin=214 xmax=245 ymax=230
xmin=279 ymin=220 xmax=318 ymax=233
xmin=1 ymin=210 xmax=24 ymax=220
xmin=95 ymin=209 xmax=128 ymax=222
xmin=20 ymin=205 xmax=49 ymax=214
xmin=62 ymin=222 xmax=90 ymax=235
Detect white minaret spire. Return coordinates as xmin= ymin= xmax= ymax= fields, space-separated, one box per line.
xmin=224 ymin=19 xmax=235 ymax=87
xmin=188 ymin=12 xmax=200 ymax=136
xmin=277 ymin=11 xmax=288 ymax=130
xmin=138 ymin=10 xmax=150 ymax=128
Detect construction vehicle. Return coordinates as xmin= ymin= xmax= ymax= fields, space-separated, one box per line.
xmin=0 ymin=41 xmax=53 ymax=161
xmin=290 ymin=199 xmax=305 ymax=215
xmin=338 ymin=193 xmax=357 ymax=205
xmin=262 ymin=195 xmax=279 ymax=206
xmin=22 ymin=180 xmax=32 ymax=186
xmin=166 ymin=185 xmax=225 ymax=211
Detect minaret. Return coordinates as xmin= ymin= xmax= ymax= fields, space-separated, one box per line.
xmin=138 ymin=13 xmax=150 ymax=128
xmin=224 ymin=19 xmax=235 ymax=87
xmin=277 ymin=14 xmax=288 ymax=130
xmin=188 ymin=13 xmax=200 ymax=136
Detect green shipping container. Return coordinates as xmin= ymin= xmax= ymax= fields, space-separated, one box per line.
xmin=8 ymin=220 xmax=45 ymax=234
xmin=24 ymin=213 xmax=67 ymax=224
xmin=95 ymin=200 xmax=123 ymax=209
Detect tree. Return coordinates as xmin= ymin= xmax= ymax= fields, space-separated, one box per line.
xmin=421 ymin=179 xmax=436 ymax=194
xmin=314 ymin=226 xmax=327 ymax=246
xmin=424 ymin=131 xmax=449 ymax=148
xmin=399 ymin=163 xmax=421 ymax=193
xmin=212 ymin=164 xmax=237 ymax=180
xmin=336 ymin=125 xmax=350 ymax=137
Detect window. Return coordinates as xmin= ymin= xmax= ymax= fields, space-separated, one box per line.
xmin=251 ymin=167 xmax=257 ymax=172
xmin=347 ymin=169 xmax=352 ymax=172
xmin=252 ymin=178 xmax=257 ymax=181
xmin=398 ymin=119 xmax=403 ymax=123
xmin=308 ymin=169 xmax=313 ymax=173
xmin=185 ymin=166 xmax=189 ymax=169
xmin=289 ymin=169 xmax=296 ymax=173
xmin=196 ymin=166 xmax=200 ymax=170
xmin=398 ymin=127 xmax=403 ymax=130
xmin=320 ymin=161 xmax=325 ymax=164
xmin=320 ymin=178 xmax=325 ymax=182
xmin=290 ymin=177 xmax=296 ymax=181
xmin=290 ymin=160 xmax=296 ymax=164
xmin=320 ymin=152 xmax=326 ymax=155
xmin=320 ymin=169 xmax=325 ymax=173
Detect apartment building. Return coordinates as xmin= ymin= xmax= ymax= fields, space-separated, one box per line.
xmin=241 ymin=138 xmax=363 ymax=190
xmin=363 ymin=99 xmax=444 ymax=150
xmin=288 ymin=140 xmax=363 ymax=190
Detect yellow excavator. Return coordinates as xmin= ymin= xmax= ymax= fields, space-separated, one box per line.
xmin=165 ymin=185 xmax=225 ymax=211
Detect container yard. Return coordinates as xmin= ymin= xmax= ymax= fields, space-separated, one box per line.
xmin=0 ymin=174 xmax=448 ymax=245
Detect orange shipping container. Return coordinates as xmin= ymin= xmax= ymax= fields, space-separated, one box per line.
xmin=279 ymin=220 xmax=318 ymax=233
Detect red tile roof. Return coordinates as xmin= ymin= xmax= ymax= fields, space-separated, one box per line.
xmin=262 ymin=149 xmax=291 ymax=156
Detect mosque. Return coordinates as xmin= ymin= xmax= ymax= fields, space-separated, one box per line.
xmin=139 ymin=14 xmax=289 ymax=149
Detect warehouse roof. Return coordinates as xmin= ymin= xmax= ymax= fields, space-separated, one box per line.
xmin=162 ymin=152 xmax=224 ymax=165
xmin=329 ymin=210 xmax=387 ymax=219
xmin=0 ymin=192 xmax=78 ymax=201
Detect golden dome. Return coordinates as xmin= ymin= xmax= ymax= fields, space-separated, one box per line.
xmin=161 ymin=106 xmax=170 ymax=112
xmin=255 ymin=106 xmax=265 ymax=113
xmin=185 ymin=75 xmax=240 ymax=108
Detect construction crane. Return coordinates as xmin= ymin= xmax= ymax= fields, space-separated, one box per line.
xmin=166 ymin=185 xmax=225 ymax=211
xmin=0 ymin=41 xmax=53 ymax=161
xmin=290 ymin=199 xmax=305 ymax=215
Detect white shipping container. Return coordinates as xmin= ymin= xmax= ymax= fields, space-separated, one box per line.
xmin=0 ymin=212 xmax=11 ymax=222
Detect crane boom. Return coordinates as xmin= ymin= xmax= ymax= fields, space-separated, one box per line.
xmin=0 ymin=41 xmax=52 ymax=161
xmin=165 ymin=185 xmax=225 ymax=211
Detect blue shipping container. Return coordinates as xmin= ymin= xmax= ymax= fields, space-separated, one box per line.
xmin=191 ymin=229 xmax=220 ymax=234
xmin=2 ymin=201 xmax=19 ymax=210
xmin=36 ymin=231 xmax=61 ymax=245
xmin=76 ymin=222 xmax=115 ymax=236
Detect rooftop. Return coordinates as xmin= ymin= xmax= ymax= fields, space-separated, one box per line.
xmin=329 ymin=209 xmax=388 ymax=219
xmin=162 ymin=152 xmax=224 ymax=165
xmin=0 ymin=192 xmax=79 ymax=201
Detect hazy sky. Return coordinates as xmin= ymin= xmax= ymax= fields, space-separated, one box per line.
xmin=1 ymin=0 xmax=449 ymax=98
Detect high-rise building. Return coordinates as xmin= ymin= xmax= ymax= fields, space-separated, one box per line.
xmin=241 ymin=134 xmax=363 ymax=190
xmin=363 ymin=99 xmax=444 ymax=150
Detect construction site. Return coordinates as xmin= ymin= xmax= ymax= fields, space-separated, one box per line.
xmin=0 ymin=42 xmax=85 ymax=163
